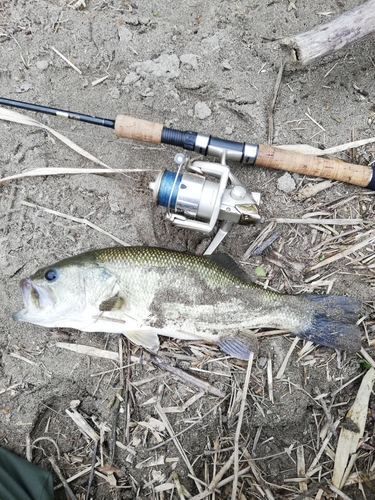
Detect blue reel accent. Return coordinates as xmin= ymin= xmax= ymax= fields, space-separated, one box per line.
xmin=157 ymin=170 xmax=182 ymax=208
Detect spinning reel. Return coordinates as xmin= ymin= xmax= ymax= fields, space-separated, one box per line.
xmin=149 ymin=152 xmax=261 ymax=254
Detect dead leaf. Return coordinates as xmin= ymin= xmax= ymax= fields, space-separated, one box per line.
xmin=332 ymin=367 xmax=375 ymax=488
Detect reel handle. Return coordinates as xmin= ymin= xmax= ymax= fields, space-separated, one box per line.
xmin=114 ymin=114 xmax=375 ymax=190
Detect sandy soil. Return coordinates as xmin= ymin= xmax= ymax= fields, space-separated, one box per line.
xmin=1 ymin=1 xmax=375 ymax=499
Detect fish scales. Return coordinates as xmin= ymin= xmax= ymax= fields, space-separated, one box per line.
xmin=93 ymin=247 xmax=295 ymax=333
xmin=13 ymin=246 xmax=362 ymax=359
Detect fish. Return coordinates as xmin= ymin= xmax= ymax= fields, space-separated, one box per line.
xmin=12 ymin=246 xmax=362 ymax=359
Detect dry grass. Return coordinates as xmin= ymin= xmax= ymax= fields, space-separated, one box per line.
xmin=31 ymin=329 xmax=375 ymax=500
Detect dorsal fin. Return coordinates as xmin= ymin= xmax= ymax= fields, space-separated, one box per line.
xmin=206 ymin=254 xmax=251 ymax=282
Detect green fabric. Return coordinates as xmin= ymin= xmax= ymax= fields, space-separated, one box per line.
xmin=0 ymin=447 xmax=54 ymax=500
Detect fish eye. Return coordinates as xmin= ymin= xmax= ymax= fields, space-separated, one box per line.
xmin=44 ymin=269 xmax=58 ymax=282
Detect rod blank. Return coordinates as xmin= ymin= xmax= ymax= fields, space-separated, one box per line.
xmin=0 ymin=97 xmax=115 ymax=128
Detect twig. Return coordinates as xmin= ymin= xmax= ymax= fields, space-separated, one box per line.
xmin=109 ymin=339 xmax=124 ymax=465
xmin=48 ymin=456 xmax=78 ymax=500
xmin=271 ymin=218 xmax=363 ymax=225
xmin=10 ymin=352 xmax=38 ymax=366
xmin=307 ymin=420 xmax=339 ymax=473
xmin=267 ymin=355 xmax=274 ymax=404
xmin=26 ymin=434 xmax=32 ymax=462
xmin=277 ymin=135 xmax=375 ymax=155
xmin=146 ymin=395 xmax=229 ymax=451
xmin=0 ymin=106 xmax=111 ymax=168
xmin=109 ymin=391 xmax=122 ymax=465
xmin=305 ymin=111 xmax=325 ymax=131
xmin=280 ymin=1 xmax=375 ymax=67
xmin=359 ymin=347 xmax=375 ymax=370
xmin=215 ymin=466 xmax=251 ymax=489
xmin=203 ymin=442 xmax=247 ymax=455
xmin=308 ymin=231 xmax=375 ymax=271
xmin=155 ymin=387 xmax=203 ymax=494
xmin=309 ymin=227 xmax=362 ymax=253
xmin=22 ymin=202 xmax=129 ymax=247
xmin=52 ymin=46 xmax=82 ymax=74
xmin=243 ymin=222 xmax=276 ymax=259
xmin=173 ymin=471 xmax=186 ymax=500
xmin=315 ymin=388 xmax=336 ymax=437
xmin=252 ymin=231 xmax=281 ymax=255
xmin=292 ymin=481 xmax=326 ymax=500
xmin=163 ymin=391 xmax=204 ymax=413
xmin=190 ymin=453 xmax=235 ymax=500
xmin=54 ymin=461 xmax=101 ymax=489
xmin=329 ymin=483 xmax=354 ymax=500
xmin=231 ymin=352 xmax=254 ymax=500
xmin=0 ymin=383 xmax=23 ymax=395
xmin=330 ymin=372 xmax=365 ymax=399
xmin=90 ymin=362 xmax=137 ymax=377
xmin=149 ymin=354 xmax=226 ymax=398
xmin=275 ymin=337 xmax=299 ymax=379
xmin=56 ymin=342 xmax=121 ymax=360
xmin=91 ymin=75 xmax=109 ymax=86
xmin=242 ymin=447 xmax=276 ymax=499
xmin=65 ymin=408 xmax=100 ymax=442
xmin=297 ymin=180 xmax=334 ymax=200
xmin=85 ymin=440 xmax=99 ymax=500
xmin=268 ymin=61 xmax=284 ymax=144
xmin=124 ymin=338 xmax=134 ymax=444
xmin=32 ymin=437 xmax=61 ymax=460
xmin=0 ymin=167 xmax=151 ymax=185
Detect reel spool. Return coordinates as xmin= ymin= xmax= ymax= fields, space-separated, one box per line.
xmin=149 ymin=153 xmax=261 ymax=254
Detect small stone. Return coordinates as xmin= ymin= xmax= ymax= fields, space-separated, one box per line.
xmin=36 ymin=60 xmax=49 ymax=71
xmin=15 ymin=81 xmax=32 ymax=93
xmin=132 ymin=53 xmax=180 ymax=80
xmin=222 ymin=59 xmax=232 ymax=70
xmin=139 ymin=17 xmax=150 ymax=25
xmin=180 ymin=53 xmax=199 ymax=70
xmin=258 ymin=356 xmax=268 ymax=368
xmin=224 ymin=126 xmax=233 ymax=135
xmin=118 ymin=26 xmax=133 ymax=44
xmin=124 ymin=71 xmax=140 ymax=85
xmin=277 ymin=172 xmax=296 ymax=193
xmin=194 ymin=101 xmax=211 ymax=120
xmin=108 ymin=87 xmax=120 ymax=99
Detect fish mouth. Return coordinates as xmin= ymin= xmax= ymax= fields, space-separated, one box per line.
xmin=13 ymin=277 xmax=56 ymax=322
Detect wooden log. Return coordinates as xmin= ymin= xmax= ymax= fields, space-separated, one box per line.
xmin=281 ymin=0 xmax=375 ymax=67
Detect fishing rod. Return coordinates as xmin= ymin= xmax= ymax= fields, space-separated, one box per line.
xmin=1 ymin=97 xmax=375 ymax=190
xmin=0 ymin=97 xmax=263 ymax=254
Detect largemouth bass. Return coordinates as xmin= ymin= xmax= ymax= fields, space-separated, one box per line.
xmin=13 ymin=247 xmax=362 ymax=359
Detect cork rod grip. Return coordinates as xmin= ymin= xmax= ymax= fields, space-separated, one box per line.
xmin=256 ymin=144 xmax=373 ymax=188
xmin=114 ymin=115 xmax=163 ymax=143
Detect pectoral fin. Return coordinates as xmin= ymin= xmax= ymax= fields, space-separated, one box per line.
xmin=218 ymin=331 xmax=259 ymax=360
xmin=99 ymin=294 xmax=126 ymax=312
xmin=125 ymin=329 xmax=160 ymax=354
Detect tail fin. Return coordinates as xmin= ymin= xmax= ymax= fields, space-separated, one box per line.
xmin=296 ymin=294 xmax=362 ymax=351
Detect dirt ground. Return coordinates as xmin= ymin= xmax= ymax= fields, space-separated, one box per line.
xmin=1 ymin=0 xmax=375 ymax=499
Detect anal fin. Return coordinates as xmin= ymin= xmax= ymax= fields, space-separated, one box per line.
xmin=125 ymin=329 xmax=160 ymax=354
xmin=218 ymin=331 xmax=259 ymax=360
